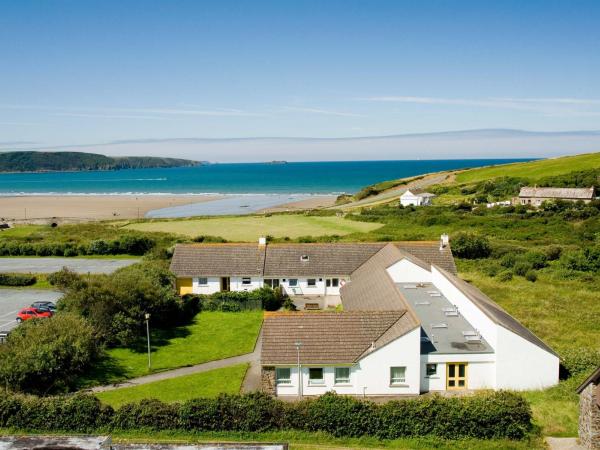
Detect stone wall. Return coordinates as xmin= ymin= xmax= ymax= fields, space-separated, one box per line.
xmin=261 ymin=366 xmax=276 ymax=396
xmin=579 ymin=382 xmax=600 ymax=449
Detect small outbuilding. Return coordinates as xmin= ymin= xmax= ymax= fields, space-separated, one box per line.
xmin=400 ymin=189 xmax=436 ymax=206
xmin=577 ymin=366 xmax=600 ymax=449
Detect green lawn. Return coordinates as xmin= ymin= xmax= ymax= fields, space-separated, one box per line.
xmin=123 ymin=215 xmax=383 ymax=241
xmin=455 ymin=152 xmax=600 ymax=183
xmin=95 ymin=364 xmax=248 ymax=408
xmin=82 ymin=311 xmax=262 ymax=385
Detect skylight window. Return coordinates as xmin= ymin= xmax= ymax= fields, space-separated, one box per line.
xmin=300 ymin=255 xmax=310 ymax=262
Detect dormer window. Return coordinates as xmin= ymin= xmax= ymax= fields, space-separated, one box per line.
xmin=300 ymin=255 xmax=310 ymax=262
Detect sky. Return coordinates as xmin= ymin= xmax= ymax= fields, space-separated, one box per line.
xmin=1 ymin=0 xmax=600 ymax=161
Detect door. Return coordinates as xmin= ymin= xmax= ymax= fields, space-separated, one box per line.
xmin=446 ymin=363 xmax=467 ymax=390
xmin=176 ymin=278 xmax=193 ymax=295
xmin=220 ymin=277 xmax=230 ymax=292
xmin=325 ymin=278 xmax=339 ymax=294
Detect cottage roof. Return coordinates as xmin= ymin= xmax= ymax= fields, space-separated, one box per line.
xmin=576 ymin=366 xmax=600 ymax=393
xmin=402 ymin=188 xmax=435 ymax=198
xmin=170 ymin=241 xmax=457 ymax=277
xmin=518 ymin=186 xmax=595 ymax=200
xmin=261 ymin=310 xmax=418 ymax=365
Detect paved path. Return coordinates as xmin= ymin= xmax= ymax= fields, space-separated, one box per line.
xmin=0 ymin=257 xmax=139 ymax=274
xmin=546 ymin=437 xmax=584 ymax=450
xmin=90 ymin=327 xmax=263 ymax=393
xmin=0 ymin=289 xmax=62 ymax=332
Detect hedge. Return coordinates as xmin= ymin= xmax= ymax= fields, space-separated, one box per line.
xmin=0 ymin=391 xmax=533 ymax=440
xmin=0 ymin=273 xmax=36 ymax=286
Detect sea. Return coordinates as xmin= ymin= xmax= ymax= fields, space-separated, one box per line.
xmin=0 ymin=159 xmax=531 ymax=196
xmin=0 ymin=159 xmax=532 ymax=216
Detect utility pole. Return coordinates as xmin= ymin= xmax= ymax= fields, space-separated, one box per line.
xmin=145 ymin=313 xmax=152 ymax=369
xmin=295 ymin=341 xmax=303 ymax=397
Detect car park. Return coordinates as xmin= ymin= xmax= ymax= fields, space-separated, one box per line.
xmin=16 ymin=307 xmax=52 ymax=323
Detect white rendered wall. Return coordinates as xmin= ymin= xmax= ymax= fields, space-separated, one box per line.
xmin=431 ymin=267 xmax=498 ymax=349
xmin=495 ymin=325 xmax=559 ymax=390
xmin=230 ymin=276 xmax=263 ymax=292
xmin=386 ymin=259 xmax=432 ymax=283
xmin=419 ymin=353 xmax=495 ymax=392
xmin=400 ymin=194 xmax=422 ymax=206
xmin=192 ymin=277 xmax=221 ymax=294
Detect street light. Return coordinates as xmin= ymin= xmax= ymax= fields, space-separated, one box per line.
xmin=295 ymin=341 xmax=303 ymax=398
xmin=145 ymin=313 xmax=151 ymax=370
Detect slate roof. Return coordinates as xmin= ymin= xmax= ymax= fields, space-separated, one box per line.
xmin=170 ymin=241 xmax=457 ymax=277
xmin=576 ymin=366 xmax=600 ymax=393
xmin=403 ymin=188 xmax=435 ymax=197
xmin=434 ymin=266 xmax=559 ymax=356
xmin=519 ymin=186 xmax=595 ymax=200
xmin=261 ymin=311 xmax=418 ymax=365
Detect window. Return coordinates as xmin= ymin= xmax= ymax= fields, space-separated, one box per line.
xmin=307 ymin=278 xmax=316 ymax=287
xmin=275 ymin=368 xmax=291 ymax=385
xmin=308 ymin=368 xmax=324 ymax=385
xmin=242 ymin=277 xmax=252 ymax=285
xmin=426 ymin=363 xmax=437 ymax=377
xmin=331 ymin=278 xmax=339 ymax=287
xmin=264 ymin=279 xmax=280 ymax=288
xmin=288 ymin=279 xmax=298 ymax=287
xmin=334 ymin=367 xmax=351 ymax=384
xmin=300 ymin=255 xmax=310 ymax=262
xmin=197 ymin=277 xmax=208 ymax=286
xmin=390 ymin=366 xmax=406 ymax=385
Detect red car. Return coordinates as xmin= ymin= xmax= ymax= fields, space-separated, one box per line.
xmin=16 ymin=307 xmax=52 ymax=323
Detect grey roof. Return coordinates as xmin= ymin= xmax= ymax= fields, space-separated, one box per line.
xmin=261 ymin=311 xmax=418 ymax=365
xmin=399 ymin=282 xmax=493 ymax=354
xmin=519 ymin=186 xmax=595 ymax=200
xmin=404 ymin=188 xmax=435 ymax=197
xmin=170 ymin=241 xmax=457 ymax=277
xmin=576 ymin=366 xmax=600 ymax=393
xmin=169 ymin=244 xmax=266 ymax=277
xmin=435 ymin=266 xmax=558 ymax=356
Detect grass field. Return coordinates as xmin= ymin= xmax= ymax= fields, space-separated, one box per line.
xmin=83 ymin=311 xmax=262 ymax=385
xmin=123 ymin=215 xmax=383 ymax=241
xmin=95 ymin=364 xmax=248 ymax=408
xmin=455 ymin=152 xmax=600 ymax=183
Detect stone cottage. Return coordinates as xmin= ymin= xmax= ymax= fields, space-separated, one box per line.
xmin=577 ymin=366 xmax=600 ymax=449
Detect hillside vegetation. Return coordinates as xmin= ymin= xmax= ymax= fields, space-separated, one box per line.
xmin=0 ymin=151 xmax=199 ymax=172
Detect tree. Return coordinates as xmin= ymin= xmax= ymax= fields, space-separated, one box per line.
xmin=0 ymin=314 xmax=98 ymax=394
xmin=451 ymin=232 xmax=491 ymax=259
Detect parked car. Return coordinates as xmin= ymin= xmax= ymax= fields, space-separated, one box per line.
xmin=16 ymin=307 xmax=52 ymax=323
xmin=31 ymin=301 xmax=56 ymax=313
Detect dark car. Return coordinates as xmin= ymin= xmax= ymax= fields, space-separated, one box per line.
xmin=31 ymin=301 xmax=56 ymax=313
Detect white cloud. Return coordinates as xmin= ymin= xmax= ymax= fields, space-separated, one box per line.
xmin=282 ymin=106 xmax=365 ymax=117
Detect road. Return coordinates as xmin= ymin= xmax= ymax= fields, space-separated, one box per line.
xmin=0 ymin=257 xmax=139 ymax=274
xmin=0 ymin=289 xmax=62 ymax=332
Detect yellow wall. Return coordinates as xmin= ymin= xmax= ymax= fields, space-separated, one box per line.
xmin=176 ymin=277 xmax=193 ymax=295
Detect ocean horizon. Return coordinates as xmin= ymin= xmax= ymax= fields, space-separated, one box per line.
xmin=0 ymin=159 xmax=532 ymax=195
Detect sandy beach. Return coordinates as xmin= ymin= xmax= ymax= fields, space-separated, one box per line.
xmin=0 ymin=195 xmax=222 ymax=222
xmin=0 ymin=194 xmax=338 ymax=223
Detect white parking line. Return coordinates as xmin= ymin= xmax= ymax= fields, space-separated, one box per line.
xmin=0 ymin=309 xmax=19 ymax=320
xmin=0 ymin=319 xmax=16 ymax=330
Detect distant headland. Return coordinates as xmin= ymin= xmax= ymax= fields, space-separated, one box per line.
xmin=0 ymin=151 xmax=201 ymax=173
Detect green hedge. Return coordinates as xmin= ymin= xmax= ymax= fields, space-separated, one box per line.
xmin=0 ymin=391 xmax=533 ymax=440
xmin=0 ymin=273 xmax=36 ymax=286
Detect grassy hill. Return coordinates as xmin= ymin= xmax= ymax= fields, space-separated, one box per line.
xmin=0 ymin=151 xmax=200 ymax=172
xmin=455 ymin=152 xmax=600 ymax=183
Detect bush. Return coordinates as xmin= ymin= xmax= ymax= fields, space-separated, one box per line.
xmin=522 ymin=251 xmax=548 ymax=269
xmin=513 ymin=262 xmax=533 ymax=277
xmin=561 ymin=246 xmax=600 ymax=272
xmin=561 ymin=347 xmax=600 ymax=377
xmin=451 ymin=233 xmax=491 ymax=259
xmin=524 ymin=270 xmax=538 ymax=282
xmin=47 ymin=267 xmax=83 ymax=290
xmin=497 ymin=270 xmax=513 ymax=282
xmin=0 ymin=273 xmax=36 ymax=286
xmin=0 ymin=314 xmax=98 ymax=394
xmin=545 ymin=245 xmax=563 ymax=261
xmin=112 ymin=399 xmax=179 ymax=430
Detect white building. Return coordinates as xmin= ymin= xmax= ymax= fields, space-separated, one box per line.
xmin=400 ymin=189 xmax=436 ymax=206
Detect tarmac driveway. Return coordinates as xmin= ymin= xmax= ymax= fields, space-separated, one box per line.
xmin=0 ymin=289 xmax=62 ymax=332
xmin=0 ymin=257 xmax=139 ymax=274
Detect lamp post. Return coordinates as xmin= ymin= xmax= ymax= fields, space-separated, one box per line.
xmin=295 ymin=341 xmax=303 ymax=398
xmin=145 ymin=313 xmax=151 ymax=370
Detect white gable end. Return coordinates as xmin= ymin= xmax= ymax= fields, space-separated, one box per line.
xmin=386 ymin=258 xmax=432 ymax=283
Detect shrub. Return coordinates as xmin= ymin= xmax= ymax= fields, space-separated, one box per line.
xmin=497 ymin=270 xmax=513 ymax=282
xmin=561 ymin=347 xmax=600 ymax=377
xmin=545 ymin=245 xmax=563 ymax=261
xmin=524 ymin=270 xmax=537 ymax=282
xmin=0 ymin=273 xmax=36 ymax=286
xmin=522 ymin=251 xmax=548 ymax=269
xmin=47 ymin=267 xmax=83 ymax=290
xmin=513 ymin=262 xmax=533 ymax=277
xmin=0 ymin=314 xmax=98 ymax=394
xmin=112 ymin=399 xmax=179 ymax=430
xmin=451 ymin=233 xmax=491 ymax=259
xmin=561 ymin=246 xmax=600 ymax=272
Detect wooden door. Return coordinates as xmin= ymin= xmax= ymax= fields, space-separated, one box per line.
xmin=446 ymin=363 xmax=467 ymax=390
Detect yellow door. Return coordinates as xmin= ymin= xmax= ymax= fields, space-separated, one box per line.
xmin=446 ymin=363 xmax=467 ymax=390
xmin=177 ymin=278 xmax=193 ymax=295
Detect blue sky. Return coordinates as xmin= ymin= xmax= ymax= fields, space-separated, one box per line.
xmin=1 ymin=1 xmax=599 ymax=159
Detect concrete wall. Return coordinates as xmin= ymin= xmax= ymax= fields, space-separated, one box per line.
xmin=494 ymin=325 xmax=559 ymax=390
xmin=386 ymin=259 xmax=432 ymax=283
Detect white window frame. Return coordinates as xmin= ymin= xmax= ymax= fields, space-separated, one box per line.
xmin=308 ymin=367 xmax=324 ymax=385
xmin=275 ymin=367 xmax=291 ymax=385
xmin=307 ymin=278 xmax=317 ymax=287
xmin=334 ymin=367 xmax=351 ymax=385
xmin=241 ymin=277 xmax=252 ymax=285
xmin=390 ymin=366 xmax=407 ymax=385
xmin=197 ymin=277 xmax=208 ymax=286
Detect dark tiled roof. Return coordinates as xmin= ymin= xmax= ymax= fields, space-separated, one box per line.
xmin=576 ymin=366 xmax=600 ymax=393
xmin=435 ymin=266 xmax=558 ymax=357
xmin=261 ymin=311 xmax=417 ymax=365
xmin=519 ymin=186 xmax=595 ymax=200
xmin=170 ymin=241 xmax=457 ymax=277
xmin=169 ymin=244 xmax=266 ymax=277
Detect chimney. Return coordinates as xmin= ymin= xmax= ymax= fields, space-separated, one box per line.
xmin=258 ymin=236 xmax=267 ymax=246
xmin=440 ymin=233 xmax=449 ymax=250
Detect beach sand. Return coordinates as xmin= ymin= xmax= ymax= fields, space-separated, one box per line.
xmin=0 ymin=195 xmax=222 ymax=222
